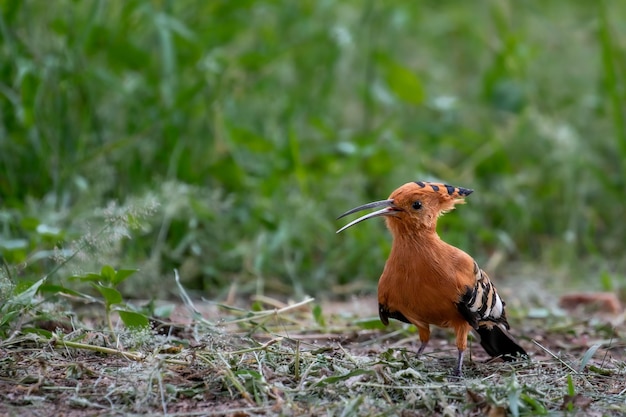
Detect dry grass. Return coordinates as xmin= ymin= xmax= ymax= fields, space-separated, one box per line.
xmin=1 ymin=289 xmax=625 ymax=417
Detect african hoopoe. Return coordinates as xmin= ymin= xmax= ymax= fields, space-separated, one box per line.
xmin=337 ymin=181 xmax=527 ymax=376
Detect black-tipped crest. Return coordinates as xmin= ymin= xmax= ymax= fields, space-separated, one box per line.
xmin=457 ymin=187 xmax=473 ymax=196
xmin=414 ymin=181 xmax=473 ymax=197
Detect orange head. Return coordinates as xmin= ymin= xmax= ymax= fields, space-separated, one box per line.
xmin=336 ymin=181 xmax=473 ymax=234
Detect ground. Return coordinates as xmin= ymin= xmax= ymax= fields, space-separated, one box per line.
xmin=1 ymin=294 xmax=625 ymax=417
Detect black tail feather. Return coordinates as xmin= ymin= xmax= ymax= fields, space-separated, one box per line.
xmin=475 ymin=324 xmax=528 ymax=361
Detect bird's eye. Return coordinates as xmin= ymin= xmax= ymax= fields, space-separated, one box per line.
xmin=412 ymin=200 xmax=422 ymax=210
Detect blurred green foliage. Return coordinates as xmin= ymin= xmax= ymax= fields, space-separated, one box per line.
xmin=1 ymin=0 xmax=626 ymax=298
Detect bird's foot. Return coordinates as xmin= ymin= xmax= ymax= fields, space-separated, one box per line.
xmin=416 ymin=341 xmax=428 ymax=357
xmin=450 ymin=348 xmax=465 ymax=379
xmin=449 ymin=367 xmax=463 ymax=380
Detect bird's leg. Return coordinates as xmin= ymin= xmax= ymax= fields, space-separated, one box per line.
xmin=416 ymin=325 xmax=430 ymax=356
xmin=452 ymin=324 xmax=470 ymax=378
xmin=452 ymin=348 xmax=465 ymax=377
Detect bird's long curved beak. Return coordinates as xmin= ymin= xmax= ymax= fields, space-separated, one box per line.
xmin=336 ymin=199 xmax=397 ymax=234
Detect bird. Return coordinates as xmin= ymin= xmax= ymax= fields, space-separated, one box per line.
xmin=337 ymin=181 xmax=527 ymax=376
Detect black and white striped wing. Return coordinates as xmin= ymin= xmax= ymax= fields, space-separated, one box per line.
xmin=456 ymin=261 xmax=507 ymax=329
xmin=456 ymin=261 xmax=527 ymax=359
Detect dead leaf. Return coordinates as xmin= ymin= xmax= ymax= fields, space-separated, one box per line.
xmin=562 ymin=393 xmax=593 ymax=410
xmin=487 ymin=406 xmax=508 ymax=417
xmin=466 ymin=389 xmax=485 ymax=406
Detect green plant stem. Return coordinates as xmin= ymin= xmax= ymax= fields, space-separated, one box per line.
xmin=104 ymin=303 xmax=120 ymax=347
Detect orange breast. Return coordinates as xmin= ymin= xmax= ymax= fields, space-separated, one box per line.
xmin=378 ymin=273 xmax=464 ymax=328
xmin=377 ymin=242 xmax=475 ymax=329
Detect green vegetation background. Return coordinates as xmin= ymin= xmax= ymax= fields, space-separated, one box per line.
xmin=2 ymin=0 xmax=626 ymax=300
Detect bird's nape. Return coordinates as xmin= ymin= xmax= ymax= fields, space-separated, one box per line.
xmin=336 ymin=199 xmax=398 ymax=234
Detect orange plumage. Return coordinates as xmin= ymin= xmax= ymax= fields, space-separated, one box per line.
xmin=337 ymin=181 xmax=527 ymax=376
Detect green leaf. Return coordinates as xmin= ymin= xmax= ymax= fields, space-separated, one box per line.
xmin=354 ymin=317 xmax=386 ymax=330
xmin=508 ymin=389 xmax=520 ymax=417
xmin=111 ymin=268 xmax=139 ymax=286
xmin=312 ymin=304 xmax=326 ymax=327
xmin=153 ymin=304 xmax=175 ymax=319
xmin=13 ymin=279 xmax=36 ymax=295
xmin=566 ymin=374 xmax=575 ymax=396
xmin=10 ymin=276 xmax=47 ymax=306
xmin=100 ymin=265 xmax=116 ymax=283
xmin=381 ymin=59 xmax=425 ymax=105
xmin=0 ymin=276 xmax=47 ymax=333
xmin=75 ymin=272 xmax=104 ymax=283
xmin=599 ymin=271 xmax=613 ymax=291
xmin=38 ymin=284 xmax=90 ymax=299
xmin=20 ymin=216 xmax=40 ymax=231
xmin=507 ymin=374 xmax=521 ymax=417
xmin=578 ymin=343 xmax=602 ymax=372
xmin=519 ymin=393 xmax=547 ymax=415
xmin=93 ymin=284 xmax=123 ymax=305
xmin=588 ymin=364 xmax=613 ymax=376
xmin=22 ymin=327 xmax=54 ymax=338
xmin=117 ymin=310 xmax=149 ymax=329
xmin=0 ymin=310 xmax=20 ymax=327
xmin=235 ymin=369 xmax=263 ymax=380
